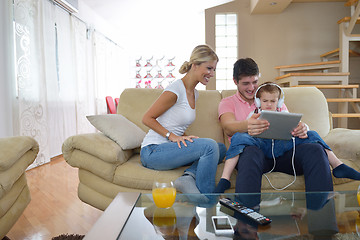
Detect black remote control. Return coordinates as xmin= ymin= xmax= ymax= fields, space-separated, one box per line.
xmin=219 ymin=198 xmax=272 ymax=226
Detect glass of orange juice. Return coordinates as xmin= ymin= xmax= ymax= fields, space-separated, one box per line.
xmin=357 ymin=185 xmax=360 ymax=206
xmin=152 ymin=181 xmax=176 ymax=208
xmin=153 ymin=207 xmax=177 ymax=236
xmin=153 ymin=207 xmax=177 ymax=226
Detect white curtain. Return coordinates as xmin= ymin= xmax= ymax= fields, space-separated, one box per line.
xmin=14 ymin=0 xmax=55 ymax=168
xmin=13 ymin=0 xmax=126 ymax=169
xmin=70 ymin=17 xmax=96 ymax=134
xmin=93 ymin=31 xmax=127 ymax=115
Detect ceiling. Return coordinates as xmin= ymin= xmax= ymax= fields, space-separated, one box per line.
xmin=251 ymin=0 xmax=347 ymax=14
xmin=81 ymin=0 xmax=348 ymax=21
xmin=78 ymin=0 xmax=349 ymax=48
xmin=81 ymin=0 xmax=234 ymax=26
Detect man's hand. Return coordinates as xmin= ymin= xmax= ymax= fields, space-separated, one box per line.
xmin=292 ymin=121 xmax=308 ymax=139
xmin=247 ymin=113 xmax=270 ymax=136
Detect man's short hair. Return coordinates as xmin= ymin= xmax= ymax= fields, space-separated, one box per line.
xmin=233 ymin=58 xmax=259 ymax=83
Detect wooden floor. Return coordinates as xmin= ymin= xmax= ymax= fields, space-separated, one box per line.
xmin=6 ymin=156 xmax=103 ymax=240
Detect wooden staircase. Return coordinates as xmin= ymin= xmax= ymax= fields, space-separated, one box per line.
xmin=274 ymin=0 xmax=360 ymax=129
xmin=321 ymin=48 xmax=360 ymax=61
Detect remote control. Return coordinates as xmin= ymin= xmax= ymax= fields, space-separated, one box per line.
xmin=219 ymin=198 xmax=272 ymax=226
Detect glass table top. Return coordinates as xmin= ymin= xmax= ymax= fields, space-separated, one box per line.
xmin=117 ymin=191 xmax=360 ymax=239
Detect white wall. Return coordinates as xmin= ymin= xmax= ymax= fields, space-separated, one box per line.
xmin=206 ymin=0 xmax=360 ymax=129
xmin=78 ymin=0 xmax=228 ymax=55
xmin=75 ymin=0 xmax=120 ymax=43
xmin=206 ymin=0 xmax=349 ymax=82
xmin=75 ymin=0 xmax=221 ymax=90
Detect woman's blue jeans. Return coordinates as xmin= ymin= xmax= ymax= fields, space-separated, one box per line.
xmin=140 ymin=138 xmax=226 ymax=193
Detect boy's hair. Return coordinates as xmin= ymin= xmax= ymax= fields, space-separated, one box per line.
xmin=256 ymin=82 xmax=281 ymax=99
xmin=233 ymin=58 xmax=259 ymax=83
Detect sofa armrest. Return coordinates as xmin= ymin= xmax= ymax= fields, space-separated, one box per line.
xmin=0 ymin=136 xmax=39 ymax=171
xmin=62 ymin=133 xmax=133 ymax=166
xmin=0 ymin=136 xmax=39 ymax=198
xmin=62 ymin=133 xmax=135 ymax=182
xmin=323 ymin=128 xmax=360 ymax=160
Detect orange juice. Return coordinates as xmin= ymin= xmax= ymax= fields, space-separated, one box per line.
xmin=357 ymin=191 xmax=360 ymax=206
xmin=152 ymin=187 xmax=176 ymax=208
xmin=153 ymin=207 xmax=177 ymax=227
xmin=153 ymin=207 xmax=177 ymax=235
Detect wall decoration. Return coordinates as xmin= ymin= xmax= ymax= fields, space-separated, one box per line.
xmin=133 ymin=55 xmax=176 ymax=89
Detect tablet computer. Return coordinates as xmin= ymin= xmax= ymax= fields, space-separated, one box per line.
xmin=254 ymin=110 xmax=303 ymax=140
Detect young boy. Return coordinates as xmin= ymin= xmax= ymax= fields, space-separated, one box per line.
xmin=214 ymin=82 xmax=360 ymax=193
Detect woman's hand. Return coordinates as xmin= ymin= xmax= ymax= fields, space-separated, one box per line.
xmin=292 ymin=121 xmax=308 ymax=139
xmin=247 ymin=113 xmax=270 ymax=136
xmin=169 ymin=134 xmax=199 ymax=148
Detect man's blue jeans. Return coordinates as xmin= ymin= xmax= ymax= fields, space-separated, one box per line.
xmin=140 ymin=138 xmax=226 ymax=193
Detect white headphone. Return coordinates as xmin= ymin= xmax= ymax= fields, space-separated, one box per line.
xmin=254 ymin=83 xmax=285 ymax=109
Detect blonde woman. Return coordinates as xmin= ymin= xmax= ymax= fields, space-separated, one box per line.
xmin=140 ymin=45 xmax=226 ymax=196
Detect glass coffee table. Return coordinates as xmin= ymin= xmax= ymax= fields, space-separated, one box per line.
xmin=85 ymin=191 xmax=360 ymax=240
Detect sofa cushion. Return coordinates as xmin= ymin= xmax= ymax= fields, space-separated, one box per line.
xmin=323 ymin=128 xmax=360 ymax=160
xmin=117 ymin=88 xmax=163 ymax=133
xmin=87 ymin=114 xmax=146 ymax=150
xmin=117 ymin=88 xmax=225 ymax=144
xmin=186 ymin=90 xmax=225 ymax=143
xmin=113 ymin=155 xmax=186 ymax=190
xmin=281 ymin=87 xmax=330 ymax=138
xmin=113 ymin=154 xmax=239 ymax=191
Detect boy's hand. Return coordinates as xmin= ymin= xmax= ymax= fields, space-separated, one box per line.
xmin=247 ymin=113 xmax=270 ymax=136
xmin=292 ymin=121 xmax=308 ymax=138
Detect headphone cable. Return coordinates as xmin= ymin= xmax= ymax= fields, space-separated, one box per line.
xmin=264 ymin=137 xmax=296 ymax=191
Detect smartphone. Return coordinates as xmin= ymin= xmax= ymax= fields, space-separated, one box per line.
xmin=211 ymin=215 xmax=234 ymax=235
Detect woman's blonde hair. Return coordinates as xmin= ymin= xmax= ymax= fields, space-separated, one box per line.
xmin=179 ymin=45 xmax=218 ymax=74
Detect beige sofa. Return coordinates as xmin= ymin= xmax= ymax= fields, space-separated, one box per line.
xmin=0 ymin=136 xmax=39 ymax=239
xmin=62 ymin=87 xmax=360 ymax=211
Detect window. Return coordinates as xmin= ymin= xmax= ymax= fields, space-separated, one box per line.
xmin=215 ymin=13 xmax=237 ymax=90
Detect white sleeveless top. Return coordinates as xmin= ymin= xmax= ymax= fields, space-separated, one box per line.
xmin=141 ymin=79 xmax=199 ymax=148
